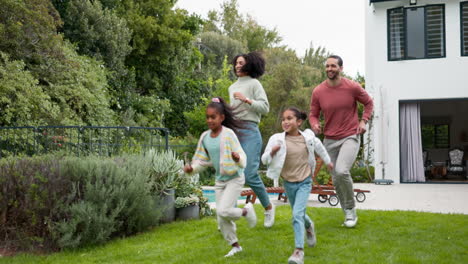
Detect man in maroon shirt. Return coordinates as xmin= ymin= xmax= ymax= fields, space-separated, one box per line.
xmin=309 ymin=55 xmax=373 ymax=228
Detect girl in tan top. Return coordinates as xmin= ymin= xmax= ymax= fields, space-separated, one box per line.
xmin=262 ymin=107 xmax=333 ymax=264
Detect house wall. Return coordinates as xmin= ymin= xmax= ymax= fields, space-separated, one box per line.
xmin=365 ymin=0 xmax=468 ymax=183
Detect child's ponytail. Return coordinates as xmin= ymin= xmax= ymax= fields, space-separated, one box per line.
xmin=284 ymin=107 xmax=308 ymax=121
xmin=208 ymin=97 xmax=246 ymax=136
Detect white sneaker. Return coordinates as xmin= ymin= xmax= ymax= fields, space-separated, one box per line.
xmin=224 ymin=246 xmax=242 ymax=257
xmin=288 ymin=249 xmax=304 ymax=264
xmin=343 ymin=208 xmax=358 ymax=228
xmin=306 ymin=222 xmax=317 ymax=247
xmin=244 ymin=203 xmax=257 ymax=228
xmin=264 ymin=203 xmax=275 ymax=228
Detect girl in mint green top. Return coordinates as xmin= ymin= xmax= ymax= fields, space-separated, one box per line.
xmin=184 ymin=97 xmax=258 ymax=258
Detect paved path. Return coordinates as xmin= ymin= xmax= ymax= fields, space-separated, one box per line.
xmin=269 ymin=183 xmax=468 ymax=215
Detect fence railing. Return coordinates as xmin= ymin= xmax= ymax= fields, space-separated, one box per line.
xmin=0 ymin=126 xmax=169 ymax=158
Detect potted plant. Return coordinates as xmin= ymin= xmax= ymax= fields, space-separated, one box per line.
xmin=175 ymin=195 xmax=200 ymax=220
xmin=145 ymin=149 xmax=183 ymax=223
xmin=175 ymin=170 xmax=213 ymax=218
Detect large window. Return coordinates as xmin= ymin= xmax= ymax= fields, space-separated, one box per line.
xmin=388 ymin=5 xmax=445 ymax=60
xmin=462 ymin=1 xmax=468 ymax=56
xmin=422 ymin=124 xmax=450 ymax=149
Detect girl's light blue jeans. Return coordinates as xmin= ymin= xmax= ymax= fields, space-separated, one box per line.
xmin=284 ymin=177 xmax=313 ymax=249
xmin=239 ymin=122 xmax=271 ymax=208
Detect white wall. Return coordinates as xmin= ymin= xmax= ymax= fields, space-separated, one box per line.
xmin=365 ymin=0 xmax=468 ymax=183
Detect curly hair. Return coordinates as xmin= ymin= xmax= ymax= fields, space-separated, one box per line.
xmin=232 ymin=51 xmax=265 ymax=79
xmin=207 ymin=97 xmax=247 ymax=137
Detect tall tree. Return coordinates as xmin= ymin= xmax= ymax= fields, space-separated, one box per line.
xmin=60 ymin=0 xmax=134 ymax=115
xmin=54 ymin=0 xmax=208 ymax=133
xmin=106 ymin=0 xmax=207 ymax=134
xmin=62 ymin=0 xmax=132 ymax=80
xmin=0 ymin=0 xmax=116 ymax=126
xmin=241 ymin=15 xmax=281 ymax=52
xmin=0 ymin=53 xmax=56 ymax=126
xmin=39 ymin=42 xmax=115 ymax=126
xmin=197 ymin=31 xmax=246 ymax=78
xmin=204 ymin=0 xmax=281 ymax=52
xmin=219 ymin=0 xmax=243 ymax=39
xmin=0 ymin=0 xmax=63 ymax=66
xmin=302 ymin=43 xmax=330 ymax=81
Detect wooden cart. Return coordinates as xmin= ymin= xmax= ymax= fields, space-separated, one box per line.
xmin=240 ymin=157 xmax=370 ymax=206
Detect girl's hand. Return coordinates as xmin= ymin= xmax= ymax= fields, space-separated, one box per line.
xmin=232 ymin=152 xmax=240 ymax=162
xmin=270 ymin=145 xmax=281 ymax=157
xmin=327 ymin=162 xmax=334 ymax=171
xmin=183 ymin=164 xmax=193 ymax=173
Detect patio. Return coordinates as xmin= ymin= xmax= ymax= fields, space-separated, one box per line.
xmin=300 ymin=183 xmax=468 ymax=215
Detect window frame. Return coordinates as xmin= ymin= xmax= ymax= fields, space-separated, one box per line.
xmin=421 ymin=123 xmax=450 ymax=149
xmin=461 ymin=1 xmax=468 ymax=56
xmin=387 ymin=4 xmax=446 ymax=61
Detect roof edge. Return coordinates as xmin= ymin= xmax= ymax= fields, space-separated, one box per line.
xmin=370 ymin=0 xmax=400 ymax=3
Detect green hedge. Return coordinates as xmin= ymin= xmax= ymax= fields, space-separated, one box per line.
xmin=0 ymin=154 xmax=163 ymax=251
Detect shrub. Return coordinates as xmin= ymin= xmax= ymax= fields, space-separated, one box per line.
xmin=350 ymin=165 xmax=375 ymax=183
xmin=315 ymin=166 xmax=332 ymax=185
xmin=168 ymin=135 xmax=198 ymax=157
xmin=0 ymin=155 xmax=71 ymax=250
xmin=258 ymin=170 xmax=283 ymax=187
xmin=0 ymin=154 xmax=166 ymax=251
xmin=198 ymin=168 xmax=215 ymax=186
xmin=54 ymin=155 xmax=161 ymax=248
xmin=314 ymin=164 xmax=375 ymax=184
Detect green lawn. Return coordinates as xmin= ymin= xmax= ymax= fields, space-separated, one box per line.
xmin=2 ymin=206 xmax=467 ymax=264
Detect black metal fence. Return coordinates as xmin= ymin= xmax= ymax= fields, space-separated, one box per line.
xmin=0 ymin=126 xmax=169 ymax=158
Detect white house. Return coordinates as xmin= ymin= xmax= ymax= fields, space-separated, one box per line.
xmin=365 ymin=0 xmax=468 ymax=183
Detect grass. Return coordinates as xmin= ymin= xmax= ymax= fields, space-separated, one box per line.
xmin=2 ymin=205 xmax=467 ymax=264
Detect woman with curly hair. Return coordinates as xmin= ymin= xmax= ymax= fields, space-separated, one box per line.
xmin=229 ymin=51 xmax=275 ymax=228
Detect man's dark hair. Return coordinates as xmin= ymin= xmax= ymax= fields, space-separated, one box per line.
xmin=327 ymin=55 xmax=343 ymax=67
xmin=232 ymin=51 xmax=265 ymax=78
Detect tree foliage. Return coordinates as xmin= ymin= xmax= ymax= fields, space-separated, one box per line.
xmin=204 ymin=0 xmax=281 ymax=52
xmin=198 ymin=31 xmax=246 ymax=77
xmin=38 ymin=42 xmax=115 ymax=126
xmin=259 ymin=46 xmax=329 ymax=142
xmin=0 ymin=0 xmax=343 ymax=141
xmin=102 ymin=0 xmax=208 ymax=134
xmin=62 ymin=0 xmax=133 ymax=84
xmin=0 ymin=0 xmax=115 ymax=126
xmin=184 ymin=56 xmax=233 ymax=137
xmin=241 ymin=16 xmax=282 ymax=52
xmin=0 ymin=53 xmax=55 ymax=126
xmin=0 ymin=0 xmax=63 ymax=65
